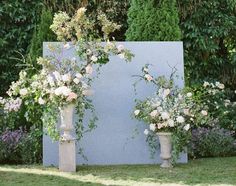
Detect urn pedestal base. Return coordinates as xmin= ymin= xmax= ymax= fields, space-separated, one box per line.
xmin=59 ymin=140 xmax=76 ymax=172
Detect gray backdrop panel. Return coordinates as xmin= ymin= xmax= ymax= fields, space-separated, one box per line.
xmin=43 ymin=42 xmax=187 ymax=166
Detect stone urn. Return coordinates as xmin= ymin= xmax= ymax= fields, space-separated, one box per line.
xmin=157 ymin=132 xmax=172 ymax=168
xmin=59 ymin=103 xmax=76 ymax=172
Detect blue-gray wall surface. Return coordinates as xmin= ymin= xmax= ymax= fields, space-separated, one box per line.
xmin=43 ymin=42 xmax=187 ymax=166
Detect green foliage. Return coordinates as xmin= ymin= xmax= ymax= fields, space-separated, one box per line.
xmin=126 ymin=0 xmax=181 ymax=41
xmin=178 ymin=0 xmax=236 ymax=89
xmin=0 ymin=0 xmax=43 ymax=96
xmin=27 ymin=8 xmax=56 ymax=70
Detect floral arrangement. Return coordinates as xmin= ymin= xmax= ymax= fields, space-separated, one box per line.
xmin=0 ymin=7 xmax=133 ymax=141
xmin=133 ymin=65 xmax=209 ymax=162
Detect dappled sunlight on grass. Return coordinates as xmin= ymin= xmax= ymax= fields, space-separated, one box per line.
xmin=0 ymin=157 xmax=236 ymax=186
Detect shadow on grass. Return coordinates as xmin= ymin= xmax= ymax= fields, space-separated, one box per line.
xmin=0 ymin=170 xmax=104 ymax=186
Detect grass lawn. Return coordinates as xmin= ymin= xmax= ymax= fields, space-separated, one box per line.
xmin=0 ymin=157 xmax=235 ymax=186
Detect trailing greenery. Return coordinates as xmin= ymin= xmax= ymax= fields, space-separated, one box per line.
xmin=178 ymin=0 xmax=236 ymax=89
xmin=126 ymin=0 xmax=181 ymax=41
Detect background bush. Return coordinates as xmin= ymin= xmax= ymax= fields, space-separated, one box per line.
xmin=189 ymin=127 xmax=236 ymax=158
xmin=126 ymin=0 xmax=181 ymax=41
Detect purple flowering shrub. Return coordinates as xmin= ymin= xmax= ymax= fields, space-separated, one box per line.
xmin=0 ymin=128 xmax=26 ymax=163
xmin=189 ymin=127 xmax=236 ymax=158
xmin=0 ymin=127 xmax=42 ymax=164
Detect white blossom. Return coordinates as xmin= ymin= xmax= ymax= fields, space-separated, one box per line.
xmin=91 ymin=55 xmax=98 ymax=62
xmin=183 ymin=124 xmax=190 ymax=131
xmin=201 ymin=110 xmax=208 ymax=116
xmin=149 ymin=124 xmax=156 ymax=131
xmin=203 ymin=81 xmax=210 ymax=87
xmin=176 ymin=116 xmax=185 ymax=123
xmin=85 ymin=65 xmax=93 ymax=75
xmin=168 ymin=119 xmax=175 ymax=127
xmin=62 ymin=73 xmax=71 ymax=82
xmin=161 ymin=112 xmax=170 ymax=120
xmin=144 ymin=74 xmax=153 ymax=82
xmin=117 ymin=44 xmax=125 ymax=52
xmin=19 ymin=88 xmax=28 ymax=96
xmin=150 ymin=110 xmax=158 ymax=117
xmin=134 ymin=110 xmax=140 ymax=116
xmin=73 ymin=78 xmax=80 ymax=84
xmin=144 ymin=129 xmax=149 ymax=135
xmin=187 ymin=92 xmax=192 ymax=97
xmin=38 ymin=97 xmax=45 ymax=105
xmin=118 ymin=53 xmax=125 ymax=59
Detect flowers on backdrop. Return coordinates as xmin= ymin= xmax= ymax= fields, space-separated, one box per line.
xmin=0 ymin=7 xmax=133 ymax=141
xmin=133 ymin=64 xmax=210 ymax=162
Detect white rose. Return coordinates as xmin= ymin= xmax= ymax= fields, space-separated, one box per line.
xmin=91 ymin=55 xmax=98 ymax=62
xmin=75 ymin=73 xmax=83 ymax=79
xmin=144 ymin=129 xmax=149 ymax=135
xmin=47 ymin=75 xmax=55 ymax=86
xmin=19 ymin=88 xmax=28 ymax=96
xmin=161 ymin=112 xmax=170 ymax=120
xmin=203 ymin=81 xmax=210 ymax=87
xmin=117 ymin=44 xmax=125 ymax=52
xmin=201 ymin=110 xmax=208 ymax=116
xmin=53 ymin=71 xmax=61 ymax=81
xmin=149 ymin=124 xmax=156 ymax=131
xmin=150 ymin=110 xmax=158 ymax=117
xmin=144 ymin=74 xmax=153 ymax=82
xmin=118 ymin=53 xmax=125 ymax=59
xmin=218 ymin=83 xmax=225 ymax=89
xmin=163 ymin=89 xmax=171 ymax=98
xmin=143 ymin=67 xmax=149 ymax=73
xmin=167 ymin=119 xmax=175 ymax=127
xmin=54 ymin=86 xmax=71 ymax=96
xmin=73 ymin=78 xmax=80 ymax=84
xmin=157 ymin=107 xmax=163 ymax=112
xmin=86 ymin=49 xmax=92 ymax=55
xmin=187 ymin=92 xmax=192 ymax=97
xmin=183 ymin=109 xmax=190 ymax=115
xmin=183 ymin=124 xmax=190 ymax=131
xmin=62 ymin=73 xmax=71 ymax=82
xmin=63 ymin=43 xmax=70 ymax=49
xmin=176 ymin=116 xmax=185 ymax=123
xmin=38 ymin=97 xmax=45 ymax=105
xmin=134 ymin=110 xmax=140 ymax=116
xmin=85 ymin=65 xmax=93 ymax=75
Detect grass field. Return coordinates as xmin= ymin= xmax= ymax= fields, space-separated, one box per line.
xmin=0 ymin=157 xmax=235 ymax=186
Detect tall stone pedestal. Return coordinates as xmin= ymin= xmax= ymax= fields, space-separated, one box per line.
xmin=59 ymin=140 xmax=76 ymax=172
xmin=59 ymin=103 xmax=76 ymax=172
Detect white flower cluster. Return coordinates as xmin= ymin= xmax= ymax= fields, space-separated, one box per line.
xmin=135 ymin=87 xmax=197 ymax=134
xmin=3 ymin=98 xmax=22 ymax=112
